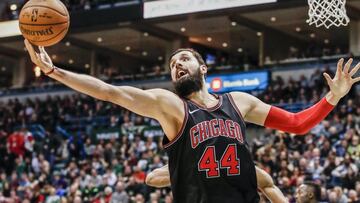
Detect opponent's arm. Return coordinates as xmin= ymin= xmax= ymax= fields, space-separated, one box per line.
xmin=256 ymin=167 xmax=288 ymax=203
xmin=231 ymin=58 xmax=360 ymax=135
xmin=145 ymin=165 xmax=171 ymax=188
xmin=24 ymin=40 xmax=184 ymax=139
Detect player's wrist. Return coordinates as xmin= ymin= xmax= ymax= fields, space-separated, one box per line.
xmin=44 ymin=64 xmax=56 ymax=76
xmin=325 ymin=92 xmax=341 ymax=106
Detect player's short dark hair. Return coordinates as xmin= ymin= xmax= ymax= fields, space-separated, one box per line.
xmin=304 ymin=181 xmax=321 ymax=201
xmin=169 ymin=48 xmax=206 ymax=67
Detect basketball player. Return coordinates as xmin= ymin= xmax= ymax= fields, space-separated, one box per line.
xmin=295 ymin=182 xmax=321 ymax=203
xmin=24 ymin=39 xmax=360 ymax=203
xmin=145 ymin=164 xmax=288 ymax=203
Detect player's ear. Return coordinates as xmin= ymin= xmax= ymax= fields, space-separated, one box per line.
xmin=200 ymin=65 xmax=207 ymax=75
xmin=308 ymin=192 xmax=314 ymax=199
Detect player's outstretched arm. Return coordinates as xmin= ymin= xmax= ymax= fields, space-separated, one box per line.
xmin=145 ymin=165 xmax=171 ymax=188
xmin=230 ymin=58 xmax=360 ymax=135
xmin=24 ymin=40 xmax=184 ymax=134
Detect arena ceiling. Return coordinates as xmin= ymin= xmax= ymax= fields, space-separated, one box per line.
xmin=1 ymin=0 xmax=359 ymax=73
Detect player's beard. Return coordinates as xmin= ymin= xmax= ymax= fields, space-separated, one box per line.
xmin=173 ymin=68 xmax=203 ymax=98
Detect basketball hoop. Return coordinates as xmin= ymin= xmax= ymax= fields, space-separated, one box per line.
xmin=307 ymin=0 xmax=350 ymax=29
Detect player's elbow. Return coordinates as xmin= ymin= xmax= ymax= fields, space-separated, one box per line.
xmin=103 ymin=84 xmax=122 ymax=102
xmin=291 ymin=128 xmax=310 ymax=135
xmin=257 ymin=171 xmax=274 ymax=189
xmin=145 ymin=172 xmax=155 ymax=186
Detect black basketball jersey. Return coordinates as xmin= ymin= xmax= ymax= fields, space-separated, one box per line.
xmin=163 ymin=93 xmax=259 ymax=203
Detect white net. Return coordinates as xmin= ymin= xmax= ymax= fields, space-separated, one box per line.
xmin=307 ymin=0 xmax=350 ymax=29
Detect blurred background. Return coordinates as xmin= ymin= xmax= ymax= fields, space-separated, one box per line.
xmin=0 ymin=0 xmax=359 ymax=202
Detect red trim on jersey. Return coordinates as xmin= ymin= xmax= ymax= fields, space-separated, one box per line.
xmin=188 ymin=94 xmax=223 ymax=112
xmin=227 ymin=93 xmax=246 ymax=127
xmin=264 ymin=97 xmax=334 ymax=135
xmin=163 ymin=100 xmax=189 ymax=149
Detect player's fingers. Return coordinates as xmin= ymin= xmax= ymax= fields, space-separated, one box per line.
xmin=344 ymin=58 xmax=353 ymax=75
xmin=35 ymin=52 xmax=40 ymax=60
xmin=38 ymin=46 xmax=46 ymax=54
xmin=349 ymin=62 xmax=360 ymax=77
xmin=39 ymin=53 xmax=46 ymax=61
xmin=352 ymin=77 xmax=360 ymax=84
xmin=25 ymin=41 xmax=40 ymax=64
xmin=323 ymin=73 xmax=333 ymax=86
xmin=24 ymin=40 xmax=39 ymax=62
xmin=336 ymin=58 xmax=344 ymax=77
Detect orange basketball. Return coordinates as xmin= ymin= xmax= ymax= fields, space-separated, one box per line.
xmin=19 ymin=0 xmax=70 ymax=47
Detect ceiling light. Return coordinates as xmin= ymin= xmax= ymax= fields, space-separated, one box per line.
xmin=207 ymin=37 xmax=212 ymax=42
xmin=158 ymin=56 xmax=163 ymax=61
xmin=10 ymin=4 xmax=17 ymax=11
xmin=97 ymin=37 xmax=103 ymax=43
xmin=1 ymin=66 xmax=6 ymax=72
xmin=142 ymin=51 xmax=148 ymax=56
xmin=231 ymin=21 xmax=237 ymax=26
xmin=68 ymin=59 xmax=74 ymax=64
xmin=295 ymin=27 xmax=301 ymax=32
xmin=270 ymin=17 xmax=276 ymax=22
xmin=65 ymin=41 xmax=71 ymax=46
xmin=125 ymin=46 xmax=131 ymax=51
xmin=180 ymin=27 xmax=186 ymax=32
xmin=143 ymin=32 xmax=149 ymax=37
xmin=324 ymin=39 xmax=329 ymax=44
xmin=85 ymin=64 xmax=90 ymax=69
xmin=222 ymin=42 xmax=228 ymax=48
xmin=310 ymin=33 xmax=316 ymax=38
xmin=51 ymin=54 xmax=57 ymax=60
xmin=237 ymin=48 xmax=243 ymax=53
xmin=257 ymin=32 xmax=262 ymax=37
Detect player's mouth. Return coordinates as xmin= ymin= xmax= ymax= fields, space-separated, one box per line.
xmin=177 ymin=70 xmax=188 ymax=80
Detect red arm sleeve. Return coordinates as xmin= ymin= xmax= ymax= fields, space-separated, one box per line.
xmin=264 ymin=97 xmax=335 ymax=135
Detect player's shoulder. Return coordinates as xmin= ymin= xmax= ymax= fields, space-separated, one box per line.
xmin=147 ymin=88 xmax=177 ymax=96
xmin=228 ymin=91 xmax=254 ymax=100
xmin=228 ymin=91 xmax=260 ymax=108
xmin=147 ymin=88 xmax=183 ymax=102
xmin=147 ymin=88 xmax=172 ymax=94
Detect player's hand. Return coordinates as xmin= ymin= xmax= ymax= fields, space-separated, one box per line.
xmin=323 ymin=58 xmax=360 ymax=100
xmin=24 ymin=39 xmax=54 ymax=74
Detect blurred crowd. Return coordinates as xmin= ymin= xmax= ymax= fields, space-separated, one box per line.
xmin=0 ymin=92 xmax=171 ymax=202
xmin=0 ymin=67 xmax=358 ymax=203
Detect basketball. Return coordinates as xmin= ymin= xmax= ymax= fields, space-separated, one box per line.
xmin=19 ymin=0 xmax=70 ymax=47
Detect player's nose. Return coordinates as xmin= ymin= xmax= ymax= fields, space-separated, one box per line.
xmin=174 ymin=59 xmax=185 ymax=69
xmin=175 ymin=61 xmax=183 ymax=69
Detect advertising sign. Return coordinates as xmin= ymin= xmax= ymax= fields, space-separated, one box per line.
xmin=144 ymin=0 xmax=277 ymax=19
xmin=206 ymin=71 xmax=269 ymax=93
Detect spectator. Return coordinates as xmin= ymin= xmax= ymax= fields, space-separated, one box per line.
xmin=110 ymin=181 xmax=129 ymax=203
